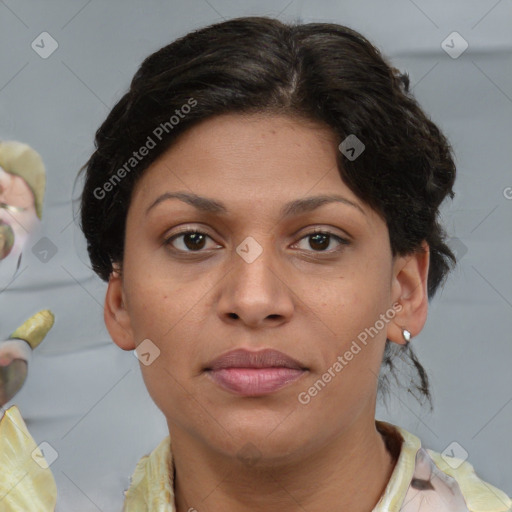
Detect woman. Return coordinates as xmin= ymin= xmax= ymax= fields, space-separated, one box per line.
xmin=79 ymin=16 xmax=512 ymax=512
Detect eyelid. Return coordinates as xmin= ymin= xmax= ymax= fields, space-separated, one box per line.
xmin=165 ymin=222 xmax=353 ymax=241
xmin=294 ymin=224 xmax=353 ymax=242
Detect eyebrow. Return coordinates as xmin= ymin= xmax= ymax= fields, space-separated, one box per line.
xmin=145 ymin=191 xmax=366 ymax=218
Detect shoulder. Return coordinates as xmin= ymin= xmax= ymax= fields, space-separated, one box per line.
xmin=383 ymin=422 xmax=512 ymax=512
xmin=426 ymin=448 xmax=512 ymax=512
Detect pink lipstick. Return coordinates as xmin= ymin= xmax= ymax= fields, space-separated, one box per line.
xmin=204 ymin=348 xmax=307 ymax=396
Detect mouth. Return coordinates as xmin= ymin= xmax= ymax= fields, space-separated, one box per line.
xmin=204 ymin=348 xmax=308 ymax=397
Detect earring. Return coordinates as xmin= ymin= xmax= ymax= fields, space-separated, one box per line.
xmin=402 ymin=329 xmax=412 ymax=344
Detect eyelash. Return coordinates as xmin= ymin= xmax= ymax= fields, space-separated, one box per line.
xmin=163 ymin=228 xmax=350 ymax=256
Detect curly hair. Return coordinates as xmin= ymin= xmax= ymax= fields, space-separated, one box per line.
xmin=78 ymin=16 xmax=456 ymax=409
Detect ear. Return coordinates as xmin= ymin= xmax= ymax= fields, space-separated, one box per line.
xmin=104 ymin=265 xmax=136 ymax=351
xmin=387 ymin=241 xmax=430 ymax=345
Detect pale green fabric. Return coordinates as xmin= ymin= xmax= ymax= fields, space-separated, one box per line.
xmin=0 ymin=405 xmax=58 ymax=511
xmin=123 ymin=421 xmax=512 ymax=512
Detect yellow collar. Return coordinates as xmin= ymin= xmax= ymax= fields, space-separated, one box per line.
xmin=122 ymin=420 xmax=512 ymax=512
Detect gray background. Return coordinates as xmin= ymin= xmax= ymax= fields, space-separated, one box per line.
xmin=1 ymin=0 xmax=511 ymax=510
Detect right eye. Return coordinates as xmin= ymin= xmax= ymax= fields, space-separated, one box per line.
xmin=164 ymin=230 xmax=220 ymax=253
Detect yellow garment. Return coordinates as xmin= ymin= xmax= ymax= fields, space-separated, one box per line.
xmin=123 ymin=420 xmax=512 ymax=512
xmin=0 ymin=405 xmax=57 ymax=511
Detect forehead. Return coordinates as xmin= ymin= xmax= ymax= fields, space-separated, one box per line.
xmin=131 ymin=113 xmax=353 ymax=206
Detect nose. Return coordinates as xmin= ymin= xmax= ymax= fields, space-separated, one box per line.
xmin=216 ymin=237 xmax=295 ymax=329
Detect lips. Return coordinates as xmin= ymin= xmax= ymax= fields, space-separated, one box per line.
xmin=205 ymin=348 xmax=307 ymax=371
xmin=204 ymin=348 xmax=308 ymax=396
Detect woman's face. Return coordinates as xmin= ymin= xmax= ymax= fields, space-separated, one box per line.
xmin=107 ymin=113 xmax=427 ymax=461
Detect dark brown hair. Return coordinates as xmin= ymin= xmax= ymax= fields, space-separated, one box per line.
xmin=78 ymin=16 xmax=457 ymax=408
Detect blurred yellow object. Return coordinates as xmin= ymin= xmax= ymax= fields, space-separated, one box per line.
xmin=0 ymin=405 xmax=57 ymax=510
xmin=10 ymin=310 xmax=55 ymax=350
xmin=0 ymin=140 xmax=46 ymax=220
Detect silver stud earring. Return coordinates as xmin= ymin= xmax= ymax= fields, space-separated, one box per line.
xmin=402 ymin=329 xmax=412 ymax=344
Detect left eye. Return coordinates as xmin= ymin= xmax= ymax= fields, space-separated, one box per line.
xmin=294 ymin=230 xmax=349 ymax=253
xmin=164 ymin=229 xmax=349 ymax=254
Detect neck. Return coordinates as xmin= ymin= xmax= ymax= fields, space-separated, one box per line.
xmin=170 ymin=417 xmax=398 ymax=512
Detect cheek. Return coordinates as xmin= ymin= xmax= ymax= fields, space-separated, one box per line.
xmin=133 ymin=293 xmax=206 ymax=422
xmin=122 ymin=236 xmax=220 ymax=342
xmin=126 ymin=286 xmax=182 ymax=342
xmin=321 ymin=262 xmax=391 ymax=334
xmin=124 ymin=274 xmax=203 ymax=374
xmin=308 ymin=261 xmax=392 ymax=391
